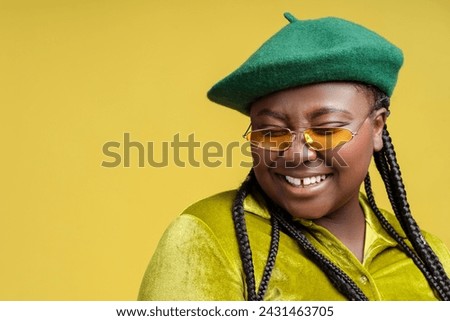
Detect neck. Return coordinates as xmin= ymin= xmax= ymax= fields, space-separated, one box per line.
xmin=314 ymin=196 xmax=366 ymax=262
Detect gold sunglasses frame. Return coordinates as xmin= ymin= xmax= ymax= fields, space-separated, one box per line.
xmin=242 ymin=113 xmax=373 ymax=152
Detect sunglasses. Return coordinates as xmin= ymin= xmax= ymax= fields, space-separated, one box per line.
xmin=243 ymin=114 xmax=372 ymax=152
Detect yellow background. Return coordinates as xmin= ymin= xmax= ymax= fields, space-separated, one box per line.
xmin=1 ymin=0 xmax=449 ymax=300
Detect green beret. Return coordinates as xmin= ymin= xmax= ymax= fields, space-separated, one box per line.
xmin=207 ymin=13 xmax=403 ymax=115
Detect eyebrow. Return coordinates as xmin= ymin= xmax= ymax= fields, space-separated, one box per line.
xmin=254 ymin=109 xmax=288 ymax=121
xmin=308 ymin=107 xmax=352 ymax=119
xmin=255 ymin=106 xmax=352 ymax=121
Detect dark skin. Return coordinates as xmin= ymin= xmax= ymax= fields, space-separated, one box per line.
xmin=249 ymin=82 xmax=387 ymax=262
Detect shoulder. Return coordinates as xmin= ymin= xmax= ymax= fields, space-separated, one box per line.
xmin=138 ymin=190 xmax=246 ymax=300
xmin=360 ymin=193 xmax=450 ymax=270
xmin=377 ymin=204 xmax=450 ymax=274
xmin=183 ymin=190 xmax=237 ymax=217
xmin=421 ymin=230 xmax=450 ymax=274
xmin=181 ymin=189 xmax=271 ymax=234
xmin=180 ymin=190 xmax=238 ymax=232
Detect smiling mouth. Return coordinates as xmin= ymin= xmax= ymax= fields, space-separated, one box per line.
xmin=284 ymin=174 xmax=331 ymax=188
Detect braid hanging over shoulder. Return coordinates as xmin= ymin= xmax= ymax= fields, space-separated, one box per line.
xmin=366 ymin=86 xmax=450 ymax=300
xmin=369 ymin=128 xmax=450 ymax=300
xmin=231 ymin=170 xmax=281 ymax=300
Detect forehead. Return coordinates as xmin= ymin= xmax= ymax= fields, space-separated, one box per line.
xmin=249 ymin=82 xmax=372 ymax=120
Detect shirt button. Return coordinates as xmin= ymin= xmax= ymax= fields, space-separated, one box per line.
xmin=360 ymin=275 xmax=369 ymax=284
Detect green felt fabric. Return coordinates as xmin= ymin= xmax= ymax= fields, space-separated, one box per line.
xmin=207 ymin=13 xmax=403 ymax=115
xmin=138 ymin=191 xmax=450 ymax=300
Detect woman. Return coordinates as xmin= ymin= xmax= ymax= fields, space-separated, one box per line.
xmin=138 ymin=12 xmax=450 ymax=300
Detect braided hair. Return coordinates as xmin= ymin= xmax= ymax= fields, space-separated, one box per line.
xmin=231 ymin=84 xmax=450 ymax=301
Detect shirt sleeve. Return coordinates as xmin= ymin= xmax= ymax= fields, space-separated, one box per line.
xmin=138 ymin=214 xmax=245 ymax=300
xmin=422 ymin=231 xmax=450 ymax=276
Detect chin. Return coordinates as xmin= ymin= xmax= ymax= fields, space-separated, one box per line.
xmin=274 ymin=197 xmax=330 ymax=220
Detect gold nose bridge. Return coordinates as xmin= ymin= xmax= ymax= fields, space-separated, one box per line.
xmin=285 ymin=129 xmax=311 ymax=151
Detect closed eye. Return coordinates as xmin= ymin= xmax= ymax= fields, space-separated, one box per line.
xmin=309 ymin=127 xmax=347 ymax=136
xmin=257 ymin=128 xmax=290 ymax=136
xmin=312 ymin=121 xmax=350 ymax=127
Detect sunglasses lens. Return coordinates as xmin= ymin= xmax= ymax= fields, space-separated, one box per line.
xmin=247 ymin=129 xmax=293 ymax=151
xmin=245 ymin=127 xmax=354 ymax=151
xmin=304 ymin=128 xmax=353 ymax=151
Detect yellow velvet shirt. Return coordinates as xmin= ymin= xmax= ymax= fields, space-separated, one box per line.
xmin=138 ymin=190 xmax=450 ymax=301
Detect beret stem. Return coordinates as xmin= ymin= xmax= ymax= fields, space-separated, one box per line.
xmin=283 ymin=12 xmax=298 ymax=23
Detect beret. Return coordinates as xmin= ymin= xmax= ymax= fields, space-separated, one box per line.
xmin=207 ymin=12 xmax=403 ymax=115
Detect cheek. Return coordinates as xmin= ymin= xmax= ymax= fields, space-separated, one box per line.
xmin=330 ymin=130 xmax=374 ymax=175
xmin=251 ymin=149 xmax=279 ymax=195
xmin=251 ymin=148 xmax=268 ymax=173
xmin=251 ymin=148 xmax=278 ymax=169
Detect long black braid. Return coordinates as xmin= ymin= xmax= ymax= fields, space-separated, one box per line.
xmin=231 ymin=173 xmax=281 ymax=300
xmin=364 ymin=173 xmax=449 ymax=300
xmin=367 ymin=87 xmax=450 ymax=299
xmin=231 ymin=84 xmax=450 ymax=300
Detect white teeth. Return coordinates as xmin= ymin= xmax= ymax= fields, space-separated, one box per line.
xmin=303 ymin=177 xmax=311 ymax=185
xmin=285 ymin=175 xmax=301 ymax=186
xmin=285 ymin=174 xmax=329 ymax=187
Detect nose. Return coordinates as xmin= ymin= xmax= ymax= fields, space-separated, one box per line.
xmin=280 ymin=132 xmax=318 ymax=165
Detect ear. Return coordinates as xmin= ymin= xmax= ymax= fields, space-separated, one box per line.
xmin=372 ymin=108 xmax=388 ymax=152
